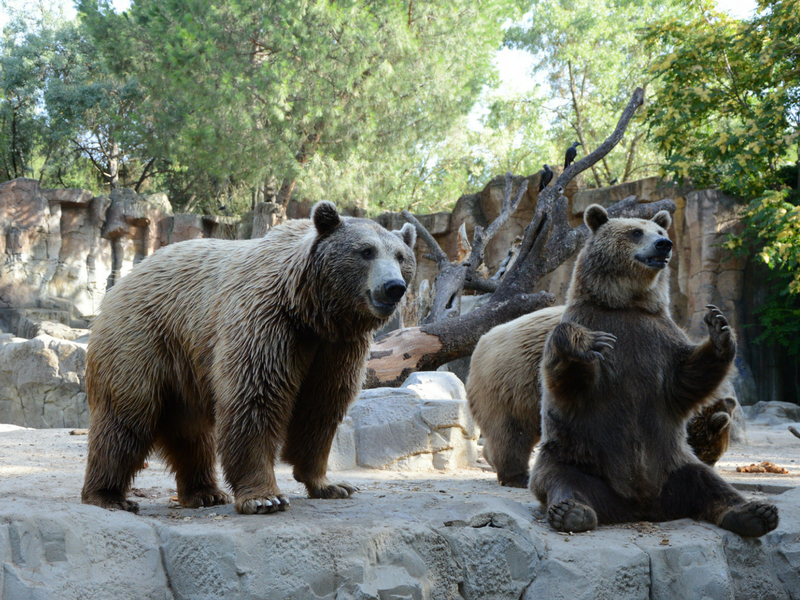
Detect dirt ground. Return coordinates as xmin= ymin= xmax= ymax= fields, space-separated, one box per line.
xmin=1 ymin=418 xmax=797 ymax=521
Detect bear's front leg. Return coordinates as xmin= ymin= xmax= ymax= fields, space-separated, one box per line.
xmin=214 ymin=333 xmax=308 ymax=515
xmin=281 ymin=340 xmax=368 ymax=500
xmin=216 ymin=395 xmax=293 ymax=514
xmin=543 ymin=322 xmax=616 ymax=399
xmin=671 ymin=305 xmax=737 ymax=415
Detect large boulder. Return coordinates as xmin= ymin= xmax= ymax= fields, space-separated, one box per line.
xmin=331 ymin=372 xmax=479 ymax=471
xmin=0 ymin=334 xmax=88 ymax=428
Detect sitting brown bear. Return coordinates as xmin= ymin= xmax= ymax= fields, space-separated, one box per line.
xmin=528 ymin=204 xmax=777 ymax=536
xmin=468 ymin=308 xmax=739 ymax=488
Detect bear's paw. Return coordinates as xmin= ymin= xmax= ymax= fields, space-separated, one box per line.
xmin=308 ymin=481 xmax=359 ymax=499
xmin=719 ymin=501 xmax=779 ymax=537
xmin=547 ymin=499 xmax=598 ymax=533
xmin=704 ymin=305 xmax=735 ymax=359
xmin=236 ymin=494 xmax=290 ymax=515
xmin=179 ymin=488 xmax=232 ymax=509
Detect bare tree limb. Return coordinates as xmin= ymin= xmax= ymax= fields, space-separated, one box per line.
xmin=402 ymin=209 xmax=449 ymax=269
xmin=468 ymin=172 xmax=528 ymax=274
xmin=363 ymin=87 xmax=670 ymax=388
xmin=492 ymin=87 xmax=646 ymax=303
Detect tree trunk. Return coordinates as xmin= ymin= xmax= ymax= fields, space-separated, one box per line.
xmin=252 ymin=201 xmax=287 ymax=237
xmin=108 ymin=140 xmax=120 ymax=189
xmin=365 ymin=291 xmax=555 ymax=388
xmin=568 ymin=60 xmax=602 ymax=187
xmin=276 ymin=177 xmax=297 ymax=207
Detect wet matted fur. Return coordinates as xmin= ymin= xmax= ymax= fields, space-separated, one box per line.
xmin=81 ymin=201 xmax=416 ymax=515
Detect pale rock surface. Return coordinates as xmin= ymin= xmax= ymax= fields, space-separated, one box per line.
xmin=337 ymin=372 xmax=478 ymax=471
xmin=744 ymin=401 xmax=800 ymax=426
xmin=0 ymin=334 xmax=87 ymax=428
xmin=0 ymin=420 xmax=798 ymax=600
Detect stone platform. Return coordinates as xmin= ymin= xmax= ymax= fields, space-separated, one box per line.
xmin=1 ymin=417 xmax=799 ymax=600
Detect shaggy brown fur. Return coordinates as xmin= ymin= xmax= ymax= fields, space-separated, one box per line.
xmin=81 ymin=201 xmax=416 ymax=515
xmin=467 ymin=308 xmax=739 ymax=486
xmin=531 ymin=204 xmax=778 ymax=537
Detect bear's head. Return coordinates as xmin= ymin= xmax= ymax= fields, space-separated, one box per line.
xmin=567 ymin=204 xmax=673 ymax=313
xmin=307 ymin=201 xmax=417 ymax=334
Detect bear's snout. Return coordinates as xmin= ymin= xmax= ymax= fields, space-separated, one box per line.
xmin=655 ymin=238 xmax=673 ymax=255
xmin=384 ymin=279 xmax=407 ymax=303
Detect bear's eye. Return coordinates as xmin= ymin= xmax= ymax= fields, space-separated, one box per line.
xmin=631 ymin=229 xmax=643 ymax=239
xmin=396 ymin=253 xmax=405 ymax=263
xmin=360 ymin=248 xmax=376 ymax=260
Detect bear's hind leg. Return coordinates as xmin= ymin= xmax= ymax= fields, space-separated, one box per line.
xmin=532 ymin=459 xmax=636 ymax=533
xmin=483 ymin=414 xmax=538 ymax=488
xmin=156 ymin=404 xmax=231 ymax=509
xmin=656 ymin=463 xmax=779 ymax=537
xmin=81 ymin=411 xmax=153 ymax=513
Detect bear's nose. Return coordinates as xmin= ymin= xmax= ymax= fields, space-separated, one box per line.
xmin=655 ymin=238 xmax=673 ymax=254
xmin=384 ymin=279 xmax=407 ymax=303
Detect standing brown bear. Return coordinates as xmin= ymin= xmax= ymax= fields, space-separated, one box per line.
xmin=531 ymin=204 xmax=778 ymax=536
xmin=81 ymin=201 xmax=416 ymax=515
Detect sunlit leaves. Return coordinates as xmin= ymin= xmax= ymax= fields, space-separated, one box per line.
xmin=645 ymin=0 xmax=799 ymax=199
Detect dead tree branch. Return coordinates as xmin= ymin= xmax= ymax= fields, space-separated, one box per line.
xmin=364 ymin=87 xmax=674 ymax=388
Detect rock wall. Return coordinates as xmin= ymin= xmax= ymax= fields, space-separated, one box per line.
xmin=1 ymin=175 xmax=794 ymax=406
xmin=0 ymin=333 xmax=87 ymax=428
xmin=0 ymin=179 xmax=247 ymax=332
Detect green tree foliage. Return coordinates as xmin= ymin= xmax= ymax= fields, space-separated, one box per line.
xmin=505 ymin=0 xmax=698 ymax=187
xmin=0 ymin=3 xmax=156 ymax=190
xmin=375 ymin=89 xmax=552 ymax=214
xmin=78 ymin=0 xmax=520 ymax=211
xmin=648 ymin=0 xmax=800 ymax=354
xmin=646 ymin=0 xmax=800 ymax=199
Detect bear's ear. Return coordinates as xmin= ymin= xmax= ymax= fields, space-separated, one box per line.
xmin=652 ymin=210 xmax=672 ymax=231
xmin=584 ymin=204 xmax=609 ymax=232
xmin=311 ymin=201 xmax=342 ymax=236
xmin=392 ymin=222 xmax=417 ymax=250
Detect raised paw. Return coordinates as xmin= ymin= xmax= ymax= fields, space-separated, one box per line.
xmin=719 ymin=501 xmax=779 ymax=537
xmin=179 ymin=488 xmax=232 ymax=509
xmin=308 ymin=481 xmax=359 ymax=499
xmin=547 ymin=499 xmax=598 ymax=533
xmin=704 ymin=305 xmax=735 ymax=358
xmin=583 ymin=331 xmax=616 ymax=363
xmin=236 ymin=494 xmax=290 ymax=515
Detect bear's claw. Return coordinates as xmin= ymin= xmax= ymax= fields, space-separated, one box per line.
xmin=548 ymin=499 xmax=598 ymax=533
xmin=180 ymin=489 xmax=232 ymax=509
xmin=309 ymin=481 xmax=359 ymax=499
xmin=83 ymin=492 xmax=140 ymax=513
xmin=719 ymin=501 xmax=779 ymax=537
xmin=586 ymin=331 xmax=616 ymax=362
xmin=236 ymin=494 xmax=290 ymax=515
xmin=704 ymin=305 xmax=734 ymax=357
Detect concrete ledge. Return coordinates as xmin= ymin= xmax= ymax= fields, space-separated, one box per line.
xmin=1 ymin=424 xmax=798 ymax=600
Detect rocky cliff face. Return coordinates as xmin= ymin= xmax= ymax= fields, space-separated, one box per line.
xmin=0 ymin=179 xmax=173 ymax=326
xmin=0 ymin=179 xmax=249 ymax=331
xmin=0 ymin=175 xmax=792 ymax=406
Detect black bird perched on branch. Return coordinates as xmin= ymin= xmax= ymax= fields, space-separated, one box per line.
xmin=564 ymin=141 xmax=582 ymax=168
xmin=538 ymin=164 xmax=553 ymax=192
